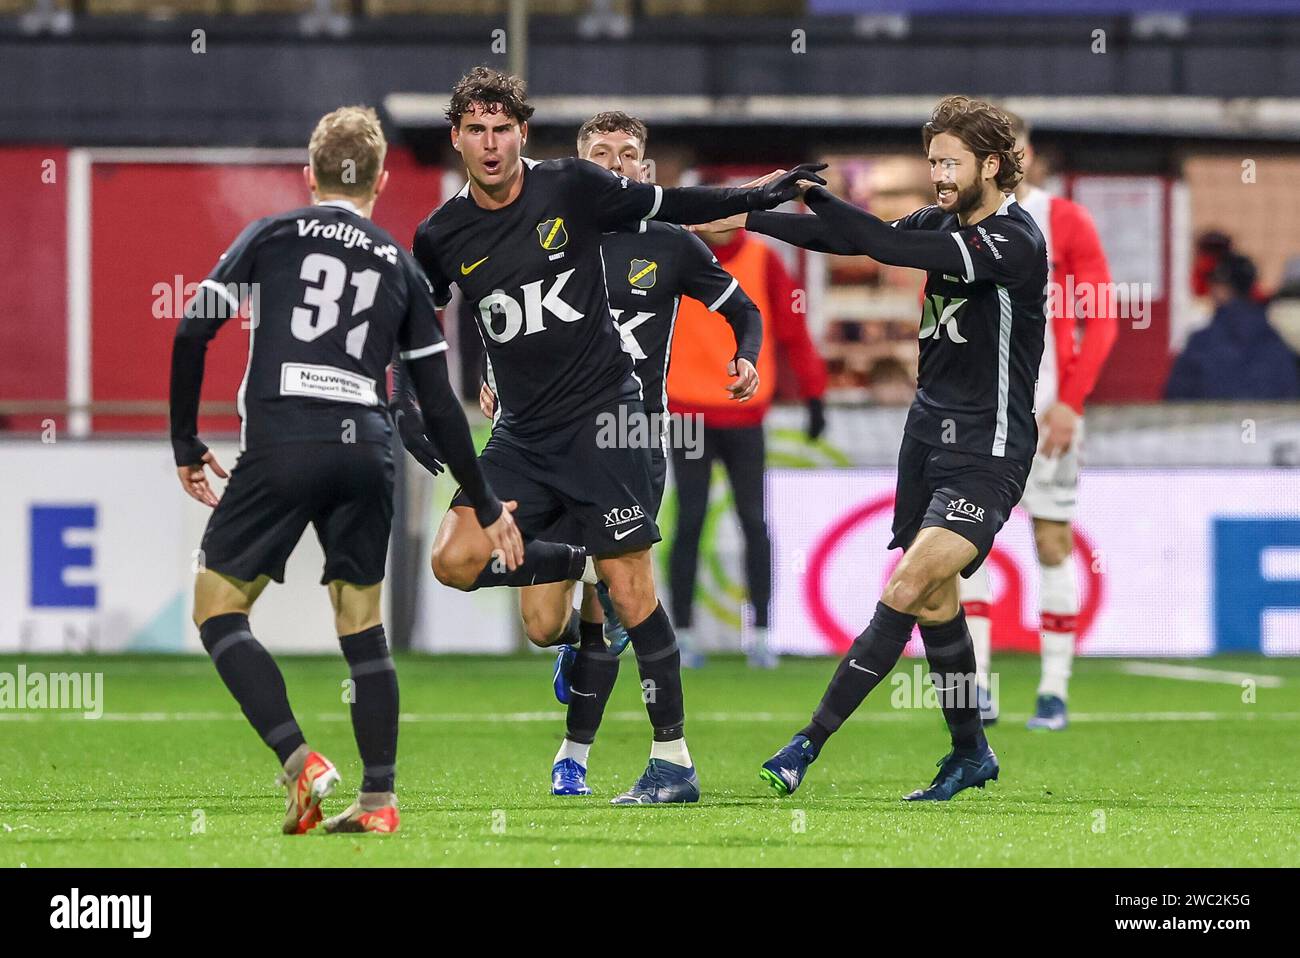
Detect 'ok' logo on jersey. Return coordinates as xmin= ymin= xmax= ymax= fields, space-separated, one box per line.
xmin=919 ymin=294 xmax=968 ymax=343
xmin=478 ymin=269 xmax=585 ymax=343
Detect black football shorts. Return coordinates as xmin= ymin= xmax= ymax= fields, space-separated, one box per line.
xmin=540 ymin=430 xmax=668 ymax=549
xmin=452 ymin=398 xmax=661 ymax=556
xmin=200 ymin=440 xmax=394 ymax=586
xmin=889 ymin=434 xmax=1031 ymax=578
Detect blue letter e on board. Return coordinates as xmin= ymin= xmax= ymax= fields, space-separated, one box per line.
xmin=30 ymin=504 xmax=98 ymax=608
xmin=1214 ymin=518 xmax=1300 ymax=653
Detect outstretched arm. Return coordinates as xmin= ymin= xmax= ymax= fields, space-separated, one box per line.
xmin=755 ymin=187 xmax=971 ymax=275
xmin=745 ymin=209 xmax=861 ymax=256
xmin=584 ymin=158 xmax=827 ymax=230
xmin=651 ymin=167 xmax=820 ymax=225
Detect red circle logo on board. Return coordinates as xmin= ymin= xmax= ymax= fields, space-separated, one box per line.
xmin=802 ymin=493 xmax=1103 ymax=654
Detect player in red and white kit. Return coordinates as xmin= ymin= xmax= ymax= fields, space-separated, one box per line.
xmin=961 ymin=112 xmax=1118 ymax=731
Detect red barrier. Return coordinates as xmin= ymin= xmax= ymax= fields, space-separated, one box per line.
xmin=87 ymin=147 xmax=444 ymax=436
xmin=0 ymin=147 xmax=68 ymax=432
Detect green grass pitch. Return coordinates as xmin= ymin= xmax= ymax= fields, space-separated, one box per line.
xmin=2 ymin=653 xmax=1297 ymax=867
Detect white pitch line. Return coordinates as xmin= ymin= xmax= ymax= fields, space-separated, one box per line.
xmin=1119 ymin=662 xmax=1286 ymax=687
xmin=2 ymin=710 xmax=1299 ymax=724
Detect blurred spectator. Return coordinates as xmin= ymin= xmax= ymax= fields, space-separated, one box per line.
xmin=667 ymin=223 xmax=827 ymax=668
xmin=1165 ymin=253 xmax=1300 ymax=400
xmin=866 ymin=356 xmax=915 ymax=406
xmin=1191 ymin=230 xmax=1268 ymax=304
xmin=1266 ymin=257 xmax=1300 ymax=361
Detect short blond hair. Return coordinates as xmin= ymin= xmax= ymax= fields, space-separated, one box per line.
xmin=309 ymin=106 xmax=387 ymax=198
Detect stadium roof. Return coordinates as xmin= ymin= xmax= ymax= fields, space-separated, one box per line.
xmin=386 ymin=94 xmax=1300 ymax=142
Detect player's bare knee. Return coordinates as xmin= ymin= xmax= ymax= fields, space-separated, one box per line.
xmin=521 ymin=595 xmax=572 ymax=646
xmin=602 ymin=569 xmax=656 ymax=626
xmin=522 ymin=619 xmax=563 ymax=648
xmin=918 ymin=590 xmax=958 ymax=626
xmin=192 ymin=571 xmax=252 ymax=627
xmin=882 ymin=577 xmax=924 ymax=615
xmin=430 ymin=543 xmax=481 ymax=591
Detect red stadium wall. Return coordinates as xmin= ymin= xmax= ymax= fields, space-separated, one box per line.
xmin=0 ymin=145 xmax=1185 ymax=423
xmin=86 ymin=147 xmax=444 ymax=436
xmin=0 ymin=147 xmax=68 ymax=432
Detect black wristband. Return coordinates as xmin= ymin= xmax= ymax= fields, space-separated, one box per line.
xmin=474 ymin=497 xmax=505 ymax=529
xmin=172 ymin=438 xmax=208 ymax=467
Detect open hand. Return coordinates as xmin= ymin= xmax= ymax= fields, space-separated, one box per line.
xmin=176 ymin=450 xmax=228 ymax=508
xmin=484 ymin=500 xmax=524 ymax=572
xmin=726 ymin=358 xmax=760 ymax=402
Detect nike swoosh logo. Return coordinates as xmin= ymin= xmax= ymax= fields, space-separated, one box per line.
xmin=460 ymin=256 xmax=489 ymax=275
xmin=570 ymin=689 xmax=597 ymax=698
xmin=848 ymin=659 xmax=878 ymax=676
xmin=945 ymin=512 xmax=979 ymax=523
xmin=612 ymin=524 xmax=643 ymax=541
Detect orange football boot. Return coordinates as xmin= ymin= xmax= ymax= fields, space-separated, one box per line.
xmin=323 ymin=793 xmax=400 ymax=834
xmin=276 ymin=750 xmax=341 ymax=835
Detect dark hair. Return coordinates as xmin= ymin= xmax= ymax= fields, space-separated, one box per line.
xmin=922 ymin=95 xmax=1024 ymax=193
xmin=1211 ymin=252 xmax=1257 ymax=297
xmin=577 ymin=111 xmax=649 ymax=151
xmin=445 ymin=66 xmax=535 ymax=128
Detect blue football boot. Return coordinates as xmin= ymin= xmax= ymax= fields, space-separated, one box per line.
xmin=759 ymin=734 xmax=817 ymax=796
xmin=610 ymin=759 xmax=700 ymax=805
xmin=552 ymin=644 xmax=577 ymax=705
xmin=904 ymin=744 xmax=999 ymax=801
xmin=1026 ymin=694 xmax=1068 ymax=731
xmin=594 ymin=582 xmax=632 ymax=656
xmin=551 ymin=757 xmax=593 ymax=796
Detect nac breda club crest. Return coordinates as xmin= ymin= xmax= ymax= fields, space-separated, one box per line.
xmin=536 ymin=217 xmax=569 ymax=251
xmin=628 ymin=258 xmax=658 ymax=290
xmin=919 ymin=293 xmax=968 ymax=343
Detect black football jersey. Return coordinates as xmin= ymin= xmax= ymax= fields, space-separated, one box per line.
xmin=601 ymin=222 xmax=745 ymax=415
xmin=894 ymin=196 xmax=1048 ymax=464
xmin=413 ymin=157 xmax=671 ymax=436
xmin=185 ymin=200 xmax=445 ymax=451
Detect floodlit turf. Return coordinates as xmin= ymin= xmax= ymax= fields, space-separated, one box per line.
xmin=2 ymin=653 xmax=1297 ymax=867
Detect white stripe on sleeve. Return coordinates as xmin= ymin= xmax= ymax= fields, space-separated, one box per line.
xmin=951 ymin=232 xmax=975 ymax=284
xmin=707 ymin=277 xmax=739 ymax=312
xmin=399 ymin=341 xmax=449 ymax=361
xmin=200 ymin=278 xmax=242 ymax=315
xmin=644 ymin=184 xmax=663 ymax=220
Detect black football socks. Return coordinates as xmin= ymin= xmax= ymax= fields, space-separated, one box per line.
xmin=918 ymin=609 xmax=987 ymax=752
xmin=565 ymin=619 xmax=620 ymax=745
xmin=470 ymin=541 xmax=586 ymax=590
xmin=200 ymin=612 xmax=304 ymax=765
xmin=800 ymin=601 xmax=915 ymax=753
xmin=340 ymin=625 xmax=399 ymax=793
xmin=626 ymin=603 xmax=685 ymax=742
